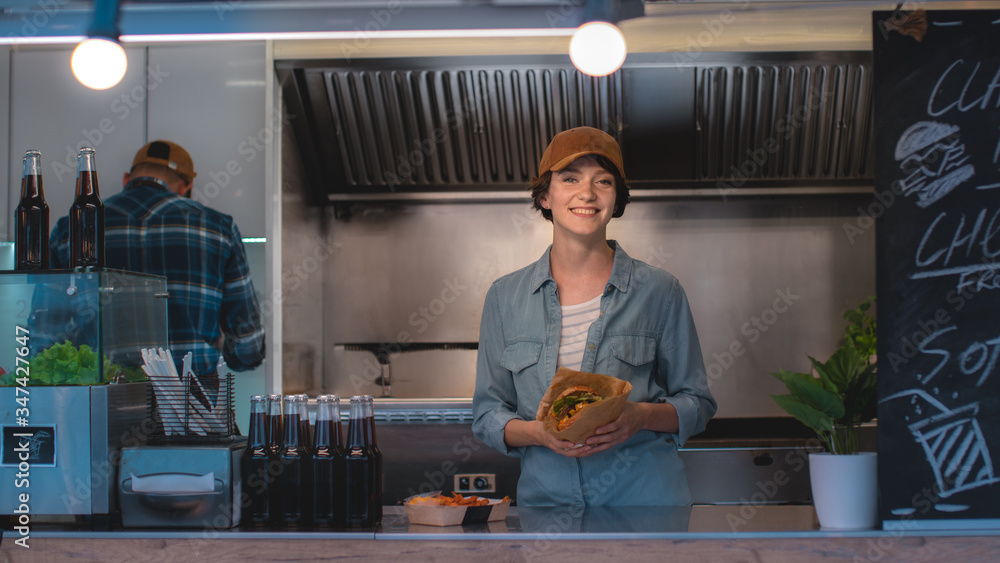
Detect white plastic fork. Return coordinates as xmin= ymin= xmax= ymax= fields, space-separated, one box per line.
xmin=142 ymin=348 xmax=182 ymax=436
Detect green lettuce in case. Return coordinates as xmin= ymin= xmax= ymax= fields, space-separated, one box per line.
xmin=0 ymin=340 xmax=144 ymax=386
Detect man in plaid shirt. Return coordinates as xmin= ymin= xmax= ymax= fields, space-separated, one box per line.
xmin=49 ymin=140 xmax=265 ymax=377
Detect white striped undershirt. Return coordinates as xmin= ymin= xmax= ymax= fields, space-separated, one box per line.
xmin=557 ymin=294 xmax=603 ymax=371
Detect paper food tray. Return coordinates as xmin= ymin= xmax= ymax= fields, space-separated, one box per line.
xmin=404 ymin=493 xmax=511 ymax=527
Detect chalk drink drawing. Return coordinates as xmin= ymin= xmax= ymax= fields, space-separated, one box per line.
xmin=883 ymin=389 xmax=1000 ymax=512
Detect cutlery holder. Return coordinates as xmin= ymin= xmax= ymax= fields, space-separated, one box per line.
xmin=147 ymin=370 xmax=236 ymax=443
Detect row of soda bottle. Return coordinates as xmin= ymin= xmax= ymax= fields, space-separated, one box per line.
xmin=15 ymin=148 xmax=105 ymax=271
xmin=242 ymin=394 xmax=383 ymax=528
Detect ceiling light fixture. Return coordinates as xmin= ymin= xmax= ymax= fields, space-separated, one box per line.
xmin=71 ymin=0 xmax=127 ymax=90
xmin=569 ymin=0 xmax=634 ymax=77
xmin=569 ymin=21 xmax=628 ymax=77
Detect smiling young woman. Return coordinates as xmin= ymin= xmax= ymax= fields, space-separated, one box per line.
xmin=472 ymin=126 xmax=717 ymax=507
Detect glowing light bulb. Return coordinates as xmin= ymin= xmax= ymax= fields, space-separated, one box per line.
xmin=72 ymin=38 xmax=127 ymax=90
xmin=569 ymin=21 xmax=627 ymax=77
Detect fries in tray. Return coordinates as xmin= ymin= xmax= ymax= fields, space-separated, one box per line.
xmin=407 ymin=492 xmax=508 ymax=507
xmin=404 ymin=492 xmax=511 ymax=526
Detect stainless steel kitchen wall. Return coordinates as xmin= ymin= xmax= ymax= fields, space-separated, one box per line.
xmin=282 ymin=121 xmax=875 ymax=417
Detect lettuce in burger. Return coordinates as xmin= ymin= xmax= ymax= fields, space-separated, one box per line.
xmin=550 ymin=385 xmax=604 ymax=431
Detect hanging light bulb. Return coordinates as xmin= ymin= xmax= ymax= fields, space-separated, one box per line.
xmin=569 ymin=21 xmax=627 ymax=77
xmin=72 ymin=38 xmax=127 ymax=90
xmin=72 ymin=0 xmax=126 ymax=90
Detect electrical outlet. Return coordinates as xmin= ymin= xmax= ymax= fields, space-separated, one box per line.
xmin=454 ymin=473 xmax=496 ymax=493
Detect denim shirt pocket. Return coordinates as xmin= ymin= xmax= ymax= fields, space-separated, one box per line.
xmin=611 ymin=334 xmax=657 ymax=366
xmin=501 ymin=340 xmax=543 ymax=374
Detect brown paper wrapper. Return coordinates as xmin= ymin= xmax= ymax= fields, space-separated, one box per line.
xmin=536 ymin=367 xmax=633 ymax=444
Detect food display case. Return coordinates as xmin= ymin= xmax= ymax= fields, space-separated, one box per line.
xmin=0 ymin=268 xmax=168 ymax=520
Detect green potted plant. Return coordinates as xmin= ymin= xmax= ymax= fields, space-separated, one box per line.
xmin=771 ymin=297 xmax=878 ymax=529
xmin=771 ymin=298 xmax=877 ymax=454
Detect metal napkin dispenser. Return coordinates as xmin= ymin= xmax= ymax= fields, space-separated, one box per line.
xmin=118 ymin=441 xmax=244 ymax=528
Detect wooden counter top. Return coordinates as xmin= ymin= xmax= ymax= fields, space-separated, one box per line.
xmin=4 ymin=505 xmax=999 ymax=562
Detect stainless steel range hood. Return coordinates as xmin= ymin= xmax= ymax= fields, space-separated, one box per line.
xmin=277 ymin=50 xmax=873 ymax=204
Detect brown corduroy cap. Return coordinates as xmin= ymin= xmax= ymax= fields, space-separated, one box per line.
xmin=131 ymin=140 xmax=197 ymax=182
xmin=537 ymin=126 xmax=625 ymax=179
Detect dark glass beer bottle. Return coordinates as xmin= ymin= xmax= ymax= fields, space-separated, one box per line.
xmin=69 ymin=147 xmax=104 ymax=268
xmin=265 ymin=394 xmax=283 ymax=449
xmin=242 ymin=395 xmax=275 ymax=526
xmin=363 ymin=395 xmax=383 ymax=525
xmin=15 ymin=150 xmax=49 ymax=270
xmin=312 ymin=395 xmax=345 ymax=527
xmin=344 ymin=396 xmax=375 ymax=527
xmin=278 ymin=395 xmax=308 ymax=526
xmin=295 ymin=394 xmax=313 ymax=525
xmin=264 ymin=394 xmax=283 ymax=525
xmin=296 ymin=394 xmax=312 ymax=454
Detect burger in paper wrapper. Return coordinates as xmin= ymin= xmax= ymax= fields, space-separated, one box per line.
xmin=536 ymin=367 xmax=633 ymax=444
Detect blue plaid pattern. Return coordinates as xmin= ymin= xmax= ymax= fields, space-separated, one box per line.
xmin=49 ymin=179 xmax=265 ymax=375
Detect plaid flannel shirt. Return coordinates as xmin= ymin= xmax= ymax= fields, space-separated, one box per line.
xmin=49 ymin=178 xmax=265 ymax=376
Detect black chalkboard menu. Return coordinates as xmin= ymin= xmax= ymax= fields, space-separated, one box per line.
xmin=875 ymin=10 xmax=1000 ymax=528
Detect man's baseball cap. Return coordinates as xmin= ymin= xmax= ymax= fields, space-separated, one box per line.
xmin=131 ymin=140 xmax=197 ymax=182
xmin=537 ymin=126 xmax=625 ymax=179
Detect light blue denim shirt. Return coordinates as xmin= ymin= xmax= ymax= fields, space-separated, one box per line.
xmin=472 ymin=241 xmax=717 ymax=506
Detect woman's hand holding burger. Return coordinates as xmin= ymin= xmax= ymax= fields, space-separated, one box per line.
xmin=581 ymin=401 xmax=647 ymax=454
xmin=521 ymin=401 xmax=650 ymax=458
xmin=505 ymin=369 xmax=680 ymax=457
xmin=539 ymin=422 xmax=596 ymax=457
xmin=503 ymin=418 xmax=594 ymax=457
xmin=586 ymin=401 xmax=682 ymax=454
xmin=506 ymin=400 xmax=680 ymax=457
xmin=540 ymin=401 xmax=644 ymax=458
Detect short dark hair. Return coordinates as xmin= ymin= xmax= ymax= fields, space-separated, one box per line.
xmin=529 ymin=154 xmax=630 ymax=221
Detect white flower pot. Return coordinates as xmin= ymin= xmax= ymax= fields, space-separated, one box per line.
xmin=809 ymin=452 xmax=878 ymax=530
